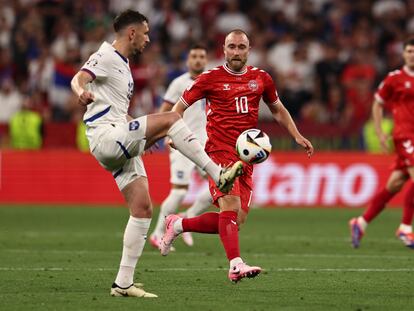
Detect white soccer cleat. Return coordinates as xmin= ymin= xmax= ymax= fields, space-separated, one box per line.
xmin=218 ymin=161 xmax=244 ymax=193
xmin=110 ymin=283 xmax=158 ymax=298
xmin=181 ymin=231 xmax=194 ymax=247
xmin=159 ymin=214 xmax=181 ymax=256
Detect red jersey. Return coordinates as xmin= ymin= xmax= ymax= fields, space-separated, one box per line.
xmin=181 ymin=64 xmax=279 ymax=154
xmin=375 ymin=67 xmax=414 ymax=139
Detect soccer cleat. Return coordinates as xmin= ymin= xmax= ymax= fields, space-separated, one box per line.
xmin=228 ymin=262 xmax=261 ymax=283
xmin=159 ymin=214 xmax=181 ymax=256
xmin=349 ymin=217 xmax=364 ymax=248
xmin=181 ymin=231 xmax=194 ymax=247
xmin=110 ymin=283 xmax=158 ymax=298
xmin=218 ymin=161 xmax=244 ymax=193
xmin=149 ymin=234 xmax=175 ymax=251
xmin=395 ymin=230 xmax=414 ymax=249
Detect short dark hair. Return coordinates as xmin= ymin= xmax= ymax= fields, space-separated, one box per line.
xmin=403 ymin=37 xmax=414 ymax=49
xmin=113 ymin=10 xmax=148 ymax=33
xmin=189 ymin=43 xmax=207 ymax=52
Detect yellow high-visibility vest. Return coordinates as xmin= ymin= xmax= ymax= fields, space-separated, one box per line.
xmin=9 ymin=110 xmax=42 ymax=149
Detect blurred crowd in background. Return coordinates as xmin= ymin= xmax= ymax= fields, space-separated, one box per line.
xmin=0 ymin=0 xmax=409 ymax=150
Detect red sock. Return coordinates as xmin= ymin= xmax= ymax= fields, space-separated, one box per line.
xmin=182 ymin=212 xmax=219 ymax=233
xmin=402 ymin=183 xmax=414 ymax=225
xmin=219 ymin=211 xmax=240 ymax=261
xmin=363 ymin=188 xmax=395 ymax=222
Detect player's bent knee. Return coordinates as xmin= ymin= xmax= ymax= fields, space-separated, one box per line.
xmin=130 ymin=203 xmax=153 ymax=218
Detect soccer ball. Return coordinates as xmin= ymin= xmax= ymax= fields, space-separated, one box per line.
xmin=236 ymin=129 xmax=272 ymax=164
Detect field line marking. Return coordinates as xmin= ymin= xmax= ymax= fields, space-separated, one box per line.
xmin=2 ymin=248 xmax=413 ymax=260
xmin=1 ymin=267 xmax=414 ymax=272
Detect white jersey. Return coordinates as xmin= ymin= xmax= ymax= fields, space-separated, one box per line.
xmin=164 ymin=72 xmax=206 ymax=138
xmin=81 ymin=41 xmax=134 ymax=128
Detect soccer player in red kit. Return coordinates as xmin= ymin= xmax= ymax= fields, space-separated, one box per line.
xmin=350 ymin=37 xmax=414 ymax=249
xmin=159 ymin=29 xmax=314 ymax=282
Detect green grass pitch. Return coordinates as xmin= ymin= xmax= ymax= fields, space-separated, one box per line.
xmin=1 ymin=205 xmax=413 ymax=311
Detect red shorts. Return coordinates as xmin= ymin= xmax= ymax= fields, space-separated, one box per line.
xmin=391 ymin=138 xmax=414 ymax=172
xmin=207 ymin=150 xmax=253 ymax=213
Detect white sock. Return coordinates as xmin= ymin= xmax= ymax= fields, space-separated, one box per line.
xmin=152 ymin=188 xmax=187 ymax=237
xmin=185 ymin=187 xmax=212 ymax=218
xmin=173 ymin=218 xmax=183 ymax=233
xmin=399 ymin=224 xmax=412 ymax=233
xmin=115 ymin=216 xmax=151 ymax=288
xmin=167 ymin=119 xmax=221 ymax=183
xmin=357 ymin=216 xmax=368 ymax=231
xmin=229 ymin=257 xmax=243 ymax=270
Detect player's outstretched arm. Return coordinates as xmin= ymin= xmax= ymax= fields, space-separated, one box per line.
xmin=268 ymin=99 xmax=314 ymax=157
xmin=71 ymin=71 xmax=95 ymax=106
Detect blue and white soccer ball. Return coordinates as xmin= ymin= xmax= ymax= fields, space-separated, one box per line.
xmin=236 ymin=129 xmax=272 ymax=164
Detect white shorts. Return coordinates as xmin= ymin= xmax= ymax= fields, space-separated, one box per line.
xmin=87 ymin=116 xmax=148 ymax=190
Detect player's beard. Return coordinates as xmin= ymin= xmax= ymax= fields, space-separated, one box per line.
xmin=228 ymin=57 xmax=246 ymax=71
xmin=192 ymin=65 xmax=204 ymax=75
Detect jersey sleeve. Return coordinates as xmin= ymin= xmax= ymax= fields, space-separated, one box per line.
xmin=163 ymin=78 xmax=181 ymax=104
xmin=375 ymin=74 xmax=394 ymax=104
xmin=262 ymin=71 xmax=279 ymax=106
xmin=180 ymin=73 xmax=208 ymax=107
xmin=80 ymin=52 xmax=110 ymax=80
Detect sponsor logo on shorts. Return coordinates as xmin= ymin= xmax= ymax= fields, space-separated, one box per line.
xmin=177 ymin=171 xmax=184 ymax=179
xmin=129 ymin=121 xmax=140 ymax=131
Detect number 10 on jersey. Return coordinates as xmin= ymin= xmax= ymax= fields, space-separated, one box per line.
xmin=235 ymin=96 xmax=249 ymax=113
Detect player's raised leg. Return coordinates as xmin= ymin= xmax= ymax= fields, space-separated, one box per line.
xmin=142 ymin=112 xmax=243 ymax=193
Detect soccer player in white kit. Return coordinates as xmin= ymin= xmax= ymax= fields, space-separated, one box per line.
xmin=70 ymin=10 xmax=243 ymax=298
xmin=150 ymin=45 xmax=213 ymax=249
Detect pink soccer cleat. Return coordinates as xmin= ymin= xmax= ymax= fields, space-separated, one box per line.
xmin=396 ymin=230 xmax=414 ymax=249
xmin=149 ymin=234 xmax=176 ymax=252
xmin=159 ymin=214 xmax=181 ymax=256
xmin=349 ymin=217 xmax=364 ymax=248
xmin=228 ymin=262 xmax=261 ymax=283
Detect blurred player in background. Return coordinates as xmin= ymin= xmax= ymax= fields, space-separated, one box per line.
xmin=71 ymin=10 xmax=243 ymax=297
xmin=160 ymin=29 xmax=314 ymax=282
xmin=349 ymin=37 xmax=414 ymax=249
xmin=150 ymin=44 xmax=212 ymax=249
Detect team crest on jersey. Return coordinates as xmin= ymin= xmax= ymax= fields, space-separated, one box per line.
xmin=248 ymin=80 xmax=258 ymax=91
xmin=405 ymin=81 xmax=411 ymax=88
xmin=223 ymin=83 xmax=231 ymax=90
xmin=129 ymin=120 xmax=140 ymax=131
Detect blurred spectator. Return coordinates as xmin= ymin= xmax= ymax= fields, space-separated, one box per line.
xmin=341 ymin=48 xmax=377 ymax=127
xmin=0 ymin=47 xmax=14 ymax=85
xmin=315 ymin=43 xmax=345 ymax=102
xmin=216 ymin=0 xmax=251 ymax=34
xmin=0 ymin=79 xmax=23 ymax=123
xmin=276 ymin=44 xmax=315 ymax=118
xmin=9 ymin=95 xmax=43 ymax=149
